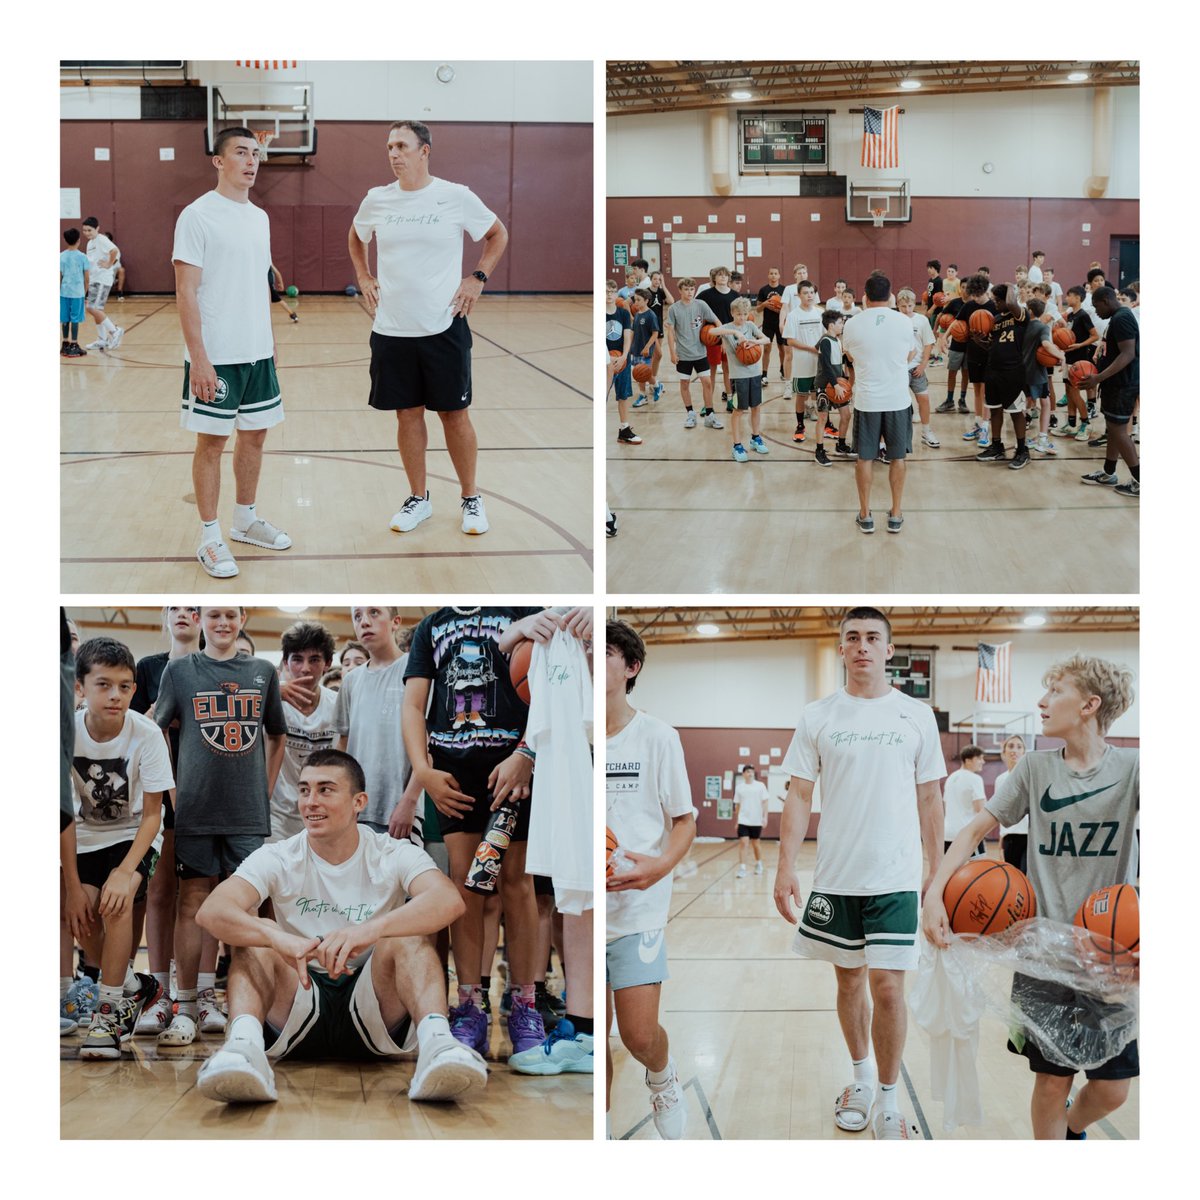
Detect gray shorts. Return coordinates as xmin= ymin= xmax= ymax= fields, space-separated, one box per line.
xmin=86 ymin=280 xmax=112 ymax=309
xmin=948 ymin=346 xmax=966 ymax=371
xmin=175 ymin=832 xmax=264 ymax=879
xmin=606 ymin=929 xmax=669 ymax=990
xmin=908 ymin=370 xmax=929 ymax=395
xmin=854 ymin=408 xmax=912 ymax=461
xmin=732 ymin=376 xmax=763 ymax=410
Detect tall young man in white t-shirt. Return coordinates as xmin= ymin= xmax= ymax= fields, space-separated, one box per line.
xmin=173 ymin=127 xmax=291 ymax=579
xmin=605 ymin=620 xmax=696 ymax=1139
xmin=733 ymin=765 xmax=769 ymax=877
xmin=348 ymin=120 xmax=509 ymax=537
xmin=774 ymin=608 xmax=945 ymax=1140
xmin=194 ymin=749 xmax=487 ymax=1105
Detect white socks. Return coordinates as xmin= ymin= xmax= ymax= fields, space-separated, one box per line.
xmin=416 ymin=1013 xmax=451 ymax=1050
xmin=233 ymin=503 xmax=257 ymax=531
xmin=852 ymin=1055 xmax=876 ymax=1086
xmin=198 ymin=972 xmax=216 ymax=994
xmin=878 ymin=1081 xmax=899 ymax=1113
xmin=200 ymin=518 xmax=223 ymax=546
xmin=228 ymin=1013 xmax=265 ymax=1049
xmin=646 ymin=1058 xmax=673 ymax=1087
xmin=176 ymin=986 xmax=198 ymax=1018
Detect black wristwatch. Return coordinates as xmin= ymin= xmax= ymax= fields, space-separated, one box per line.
xmin=472 ymin=270 xmax=488 ymax=284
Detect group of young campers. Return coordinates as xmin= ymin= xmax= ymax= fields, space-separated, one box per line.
xmin=61 ymin=604 xmax=594 ymax=1110
xmin=606 ymin=255 xmax=1140 ymax=497
xmin=605 ymin=609 xmax=1138 ymax=1140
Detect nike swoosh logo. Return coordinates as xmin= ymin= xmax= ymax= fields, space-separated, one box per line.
xmin=638 ymin=930 xmax=665 ymax=963
xmin=1039 ymin=782 xmax=1117 ymax=813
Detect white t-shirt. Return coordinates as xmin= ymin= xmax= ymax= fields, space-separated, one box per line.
xmin=86 ymin=233 xmax=117 ymax=286
xmin=606 ymin=711 xmax=693 ymax=940
xmin=782 ymin=305 xmax=825 ymax=378
xmin=943 ymin=766 xmax=986 ymax=839
xmin=782 ymin=687 xmax=946 ymax=894
xmin=994 ymin=769 xmax=1028 ymax=836
xmin=352 ymin=177 xmax=497 ymax=337
xmin=235 ymin=828 xmax=437 ymax=973
xmin=906 ymin=311 xmax=936 ymax=367
xmin=734 ymin=779 xmax=768 ymax=826
xmin=172 ymin=189 xmax=274 ymax=364
xmin=73 ymin=709 xmax=174 ymax=853
xmin=269 ymin=688 xmax=340 ymax=842
xmin=781 ymin=283 xmax=822 ymax=321
xmin=1027 ymin=264 xmax=1043 ymax=284
xmin=840 ymin=306 xmax=914 ymax=412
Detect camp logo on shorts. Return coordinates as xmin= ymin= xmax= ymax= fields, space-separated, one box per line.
xmin=807 ymin=895 xmax=834 ymax=925
xmin=214 ymin=377 xmax=229 ymax=402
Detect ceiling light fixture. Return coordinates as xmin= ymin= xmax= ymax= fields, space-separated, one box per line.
xmin=899 ymin=78 xmax=922 ymax=90
xmin=1067 ymin=71 xmax=1089 ymax=83
xmin=696 ymin=623 xmax=721 ymax=637
xmin=1022 ymin=613 xmax=1048 ymax=628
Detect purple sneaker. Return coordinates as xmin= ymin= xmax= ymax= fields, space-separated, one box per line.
xmin=506 ymin=997 xmax=547 ymax=1054
xmin=449 ymin=1001 xmax=489 ymax=1055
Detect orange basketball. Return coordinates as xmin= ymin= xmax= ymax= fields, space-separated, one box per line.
xmin=936 ymin=313 xmax=954 ymax=330
xmin=968 ymin=309 xmax=995 ymax=337
xmin=699 ymin=322 xmax=723 ymax=347
xmin=766 ymin=293 xmax=783 ymax=312
xmin=824 ymin=380 xmax=850 ymax=408
xmin=949 ymin=319 xmax=969 ymax=343
xmin=615 ymin=297 xmax=628 ymax=309
xmin=606 ymin=827 xmax=619 ymax=879
xmin=1074 ymin=884 xmax=1139 ymax=970
xmin=608 ymin=349 xmax=620 ymax=359
xmin=1052 ymin=326 xmax=1076 ymax=350
xmin=632 ymin=362 xmax=653 ymax=383
xmin=1067 ymin=360 xmax=1098 ymax=387
xmin=735 ymin=340 xmax=762 ymax=365
xmin=943 ymin=860 xmax=1036 ymax=936
xmin=509 ymin=638 xmax=533 ymax=704
xmin=1035 ymin=343 xmax=1059 ymax=368
xmin=932 ymin=291 xmax=947 ymax=306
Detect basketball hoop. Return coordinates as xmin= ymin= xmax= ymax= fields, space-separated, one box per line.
xmin=871 ymin=208 xmax=886 ymax=229
xmin=253 ymin=130 xmax=276 ymax=162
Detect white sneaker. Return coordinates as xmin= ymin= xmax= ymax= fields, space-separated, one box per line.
xmin=196 ymin=1039 xmax=277 ymax=1103
xmin=647 ymin=1060 xmax=687 ymax=1139
xmin=460 ymin=495 xmax=489 ymax=535
xmin=107 ymin=326 xmax=125 ymax=349
xmin=85 ymin=337 xmax=108 ymax=351
xmin=684 ymin=411 xmax=698 ymax=429
xmin=197 ymin=539 xmax=239 ymax=578
xmin=230 ymin=518 xmax=292 ymax=550
xmin=409 ymin=1033 xmax=488 ymax=1101
xmin=198 ymin=988 xmax=227 ymax=1033
xmin=703 ymin=412 xmax=724 ymax=430
xmin=921 ymin=430 xmax=941 ymax=448
xmin=136 ymin=995 xmax=173 ymax=1035
xmin=736 ymin=864 xmax=747 ymax=878
xmin=157 ymin=1012 xmax=197 ymax=1047
xmin=1033 ymin=433 xmax=1057 ymax=456
xmin=754 ymin=862 xmax=764 ymax=875
xmin=391 ymin=493 xmax=432 ymax=532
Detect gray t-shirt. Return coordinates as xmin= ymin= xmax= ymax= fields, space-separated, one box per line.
xmin=716 ymin=324 xmax=768 ymax=379
xmin=665 ymin=297 xmax=718 ymax=361
xmin=155 ymin=652 xmax=287 ymax=836
xmin=1022 ymin=318 xmax=1052 ymax=389
xmin=987 ymin=746 xmax=1139 ymax=923
xmin=334 ymin=655 xmax=412 ymax=828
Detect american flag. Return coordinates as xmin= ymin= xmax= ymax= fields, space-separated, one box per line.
xmin=976 ymin=642 xmax=1012 ymax=704
xmin=861 ymin=106 xmax=899 ymax=169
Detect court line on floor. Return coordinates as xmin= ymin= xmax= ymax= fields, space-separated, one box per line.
xmin=62 ymin=445 xmax=592 ymax=455
xmin=618 ymin=1076 xmax=722 ymax=1141
xmin=471 ymin=329 xmax=592 ymax=400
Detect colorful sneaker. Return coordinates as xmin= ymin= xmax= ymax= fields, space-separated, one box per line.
xmin=617 ymin=425 xmax=643 ymax=445
xmin=198 ymin=987 xmax=227 ymax=1034
xmin=962 ymin=425 xmax=981 ymax=441
xmin=703 ymin=411 xmax=724 ymax=430
xmin=751 ymin=434 xmax=769 ymax=454
xmin=230 ymin=517 xmax=292 ymax=550
xmin=197 ymin=1038 xmax=278 ymax=1103
xmin=1074 ymin=423 xmax=1091 ymax=442
xmin=647 ymin=1059 xmax=687 ymax=1139
xmin=684 ymin=411 xmax=697 ymax=429
xmin=506 ymin=996 xmax=547 ymax=1055
xmin=1113 ymin=480 xmax=1139 ymax=499
xmin=449 ymin=1000 xmax=490 ymax=1055
xmin=390 ymin=492 xmax=432 ymax=532
xmin=460 ymin=495 xmax=489 ymax=535
xmin=410 ymin=1032 xmax=488 ymax=1100
xmin=1053 ymin=422 xmax=1078 ymax=437
xmin=137 ymin=993 xmax=173 ymax=1035
xmin=118 ymin=972 xmax=162 ymax=1042
xmin=792 ymin=425 xmax=806 ymax=443
xmin=1032 ymin=433 xmax=1056 ymax=456
xmin=652 ymin=382 xmax=663 ymax=402
xmin=79 ymin=1006 xmax=124 ymax=1060
xmin=814 ymin=445 xmax=831 ymax=467
xmin=631 ymin=393 xmax=648 ymax=408
xmin=509 ymin=1017 xmax=595 ymax=1075
xmin=64 ymin=977 xmax=99 ymax=1027
xmin=824 ymin=421 xmax=838 ymax=439
xmin=732 ymin=443 xmax=749 ymax=463
xmin=976 ymin=428 xmax=991 ymax=449
xmin=1080 ymin=470 xmax=1118 ymax=487
xmin=61 ymin=1015 xmax=78 ymax=1036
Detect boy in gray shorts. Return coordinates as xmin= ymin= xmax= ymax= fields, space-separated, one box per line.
xmin=664 ymin=278 xmax=722 ymax=430
xmin=713 ymin=297 xmax=772 ymax=461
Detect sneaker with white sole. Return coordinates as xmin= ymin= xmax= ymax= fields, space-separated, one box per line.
xmin=1032 ymin=433 xmax=1056 ymax=455
xmin=751 ymin=434 xmax=768 ymax=454
xmin=647 ymin=1060 xmax=687 ymax=1139
xmin=754 ymin=862 xmax=764 ymax=875
xmin=617 ymin=425 xmax=643 ymax=445
xmin=410 ymin=1033 xmax=489 ymax=1100
xmin=1080 ymin=470 xmax=1118 ymax=487
xmin=460 ymin=495 xmax=489 ymax=534
xmin=79 ymin=1006 xmax=125 ymax=1060
xmin=198 ymin=987 xmax=227 ymax=1033
xmin=1114 ymin=479 xmax=1139 ymax=499
xmin=684 ymin=411 xmax=697 ymax=429
xmin=921 ymin=430 xmax=941 ymax=448
xmin=736 ymin=864 xmax=747 ymax=878
xmin=85 ymin=338 xmax=108 ymax=351
xmin=107 ymin=326 xmax=125 ymax=349
xmin=703 ymin=412 xmax=724 ymax=430
xmin=732 ymin=444 xmax=749 ymax=463
xmin=509 ymin=1018 xmax=594 ymax=1076
xmin=391 ymin=492 xmax=432 ymax=532
xmin=230 ymin=518 xmax=291 ymax=550
xmin=137 ymin=994 xmax=173 ymax=1035
xmin=196 ymin=1038 xmax=277 ymax=1103
xmin=197 ymin=539 xmax=238 ymax=578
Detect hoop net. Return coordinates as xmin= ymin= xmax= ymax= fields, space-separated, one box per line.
xmin=871 ymin=208 xmax=886 ymax=228
xmin=253 ymin=130 xmax=276 ymax=161
xmin=235 ymin=60 xmax=298 ymax=70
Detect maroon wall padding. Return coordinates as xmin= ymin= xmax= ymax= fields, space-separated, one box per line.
xmin=606 ymin=195 xmax=1139 ymax=297
xmin=676 ymin=726 xmax=1139 ymax=842
xmin=61 ymin=121 xmax=591 ymax=293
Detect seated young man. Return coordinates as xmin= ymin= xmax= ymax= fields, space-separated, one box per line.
xmin=193 ymin=749 xmax=487 ymax=1105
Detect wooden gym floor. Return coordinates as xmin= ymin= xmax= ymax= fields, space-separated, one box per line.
xmin=61 ymin=295 xmax=593 ymax=592
xmin=608 ymin=839 xmax=1139 ymax=1141
xmin=606 ymin=364 xmax=1138 ymax=594
xmin=61 ymin=965 xmax=591 ymax=1140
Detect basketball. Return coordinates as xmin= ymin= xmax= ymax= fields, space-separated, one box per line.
xmin=936 ymin=313 xmax=954 ymax=330
xmin=1052 ymin=326 xmax=1075 ymax=350
xmin=968 ymin=309 xmax=995 ymax=336
xmin=699 ymin=322 xmax=723 ymax=347
xmin=285 ymin=285 xmax=299 ymax=298
xmin=943 ymin=860 xmax=1036 ymax=936
xmin=1068 ymin=360 xmax=1098 ymax=387
xmin=606 ymin=827 xmax=619 ymax=878
xmin=1073 ymin=884 xmax=1139 ymax=970
xmin=735 ymin=340 xmax=762 ymax=365
xmin=509 ymin=638 xmax=533 ymax=704
xmin=766 ymin=293 xmax=783 ymax=312
xmin=615 ymin=296 xmax=628 ymax=309
xmin=344 ymin=285 xmax=359 ymax=297
xmin=632 ymin=362 xmax=653 ymax=383
xmin=949 ymin=319 xmax=968 ymax=342
xmin=1035 ymin=343 xmax=1059 ymax=368
xmin=608 ymin=348 xmax=620 ymax=358
xmin=825 ymin=380 xmax=850 ymax=407
xmin=932 ymin=291 xmax=946 ymax=306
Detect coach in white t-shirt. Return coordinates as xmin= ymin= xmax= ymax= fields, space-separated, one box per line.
xmin=349 ymin=120 xmax=509 ymax=538
xmin=942 ymin=745 xmax=987 ymax=856
xmin=775 ymin=607 xmax=945 ymax=1140
xmin=172 ymin=127 xmax=291 ymax=580
xmin=841 ymin=274 xmax=917 ymax=535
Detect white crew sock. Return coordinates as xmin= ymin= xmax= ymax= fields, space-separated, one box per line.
xmin=228 ymin=1013 xmax=265 ymax=1049
xmin=176 ymin=986 xmax=198 ymax=1018
xmin=122 ymin=965 xmax=140 ymax=994
xmin=198 ymin=972 xmax=216 ymax=994
xmin=646 ymin=1058 xmax=673 ymax=1087
xmin=852 ymin=1055 xmax=875 ymax=1085
xmin=98 ymin=983 xmax=123 ymax=1010
xmin=200 ymin=518 xmax=223 ymax=546
xmin=100 ymin=317 xmax=117 ymax=335
xmin=233 ymin=502 xmax=257 ymax=530
xmin=60 ymin=977 xmax=73 ymax=1000
xmin=878 ymin=1080 xmax=899 ymax=1113
xmin=416 ymin=1013 xmax=451 ymax=1050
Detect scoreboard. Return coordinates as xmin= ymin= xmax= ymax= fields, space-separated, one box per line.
xmin=740 ymin=113 xmax=829 ymax=172
xmin=844 ymin=646 xmax=937 ymax=701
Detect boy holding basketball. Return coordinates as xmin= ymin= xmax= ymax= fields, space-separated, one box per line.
xmin=605 ymin=620 xmax=696 ymax=1139
xmin=628 ymin=289 xmax=661 ymax=410
xmin=783 ymin=281 xmax=824 ymax=444
xmin=812 ymin=311 xmax=854 ymax=466
xmin=755 ymin=267 xmax=787 ymax=383
xmin=664 ymin=278 xmax=721 ymax=430
xmin=713 ymin=297 xmax=771 ymax=461
xmin=923 ymin=654 xmax=1138 ymax=1140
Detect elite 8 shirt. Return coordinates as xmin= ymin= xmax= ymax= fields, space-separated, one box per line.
xmin=155 ymin=652 xmax=287 ymax=836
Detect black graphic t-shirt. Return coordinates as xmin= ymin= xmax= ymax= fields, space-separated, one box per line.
xmin=155 ymin=652 xmax=286 ymax=835
xmin=405 ymin=607 xmax=540 ymax=763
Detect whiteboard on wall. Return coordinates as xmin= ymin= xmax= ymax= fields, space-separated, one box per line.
xmin=669 ymin=232 xmax=737 ymax=279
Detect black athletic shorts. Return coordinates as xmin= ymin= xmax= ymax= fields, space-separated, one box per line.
xmin=984 ymin=370 xmax=1027 ymax=412
xmin=1100 ymin=384 xmax=1138 ymax=425
xmin=162 ymin=790 xmax=175 ymax=832
xmin=431 ymin=751 xmax=533 ymax=840
xmin=77 ymin=840 xmax=158 ymax=903
xmin=533 ymin=872 xmax=555 ymax=897
xmin=966 ymin=353 xmax=989 ymax=385
xmin=369 ymin=317 xmax=473 ymax=413
xmin=736 ymin=824 xmax=762 ymax=839
xmin=1000 ymin=834 xmax=1028 ymax=872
